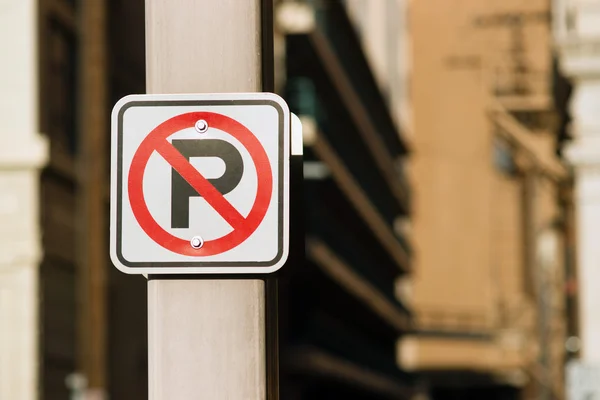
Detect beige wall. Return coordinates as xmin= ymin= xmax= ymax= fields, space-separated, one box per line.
xmin=343 ymin=0 xmax=568 ymax=393
xmin=406 ymin=0 xmax=567 ymax=394
xmin=410 ymin=0 xmax=496 ymax=329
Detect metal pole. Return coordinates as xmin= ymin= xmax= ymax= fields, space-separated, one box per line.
xmin=145 ymin=1 xmax=271 ymax=398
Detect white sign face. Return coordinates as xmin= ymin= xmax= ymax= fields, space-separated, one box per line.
xmin=110 ymin=93 xmax=290 ymax=274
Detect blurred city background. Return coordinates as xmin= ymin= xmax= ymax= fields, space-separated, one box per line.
xmin=2 ymin=0 xmax=599 ymax=398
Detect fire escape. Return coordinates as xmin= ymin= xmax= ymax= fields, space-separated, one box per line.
xmin=476 ymin=10 xmax=569 ymax=400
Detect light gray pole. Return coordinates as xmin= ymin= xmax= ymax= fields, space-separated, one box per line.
xmin=145 ymin=1 xmax=268 ymax=399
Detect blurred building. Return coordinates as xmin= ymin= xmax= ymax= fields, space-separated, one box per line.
xmin=0 ymin=0 xmax=576 ymax=399
xmin=1 ymin=0 xmax=146 ymax=399
xmin=277 ymin=0 xmax=415 ymax=398
xmin=397 ymin=0 xmax=574 ymax=399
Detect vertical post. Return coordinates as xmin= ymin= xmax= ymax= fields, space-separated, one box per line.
xmin=145 ymin=1 xmax=271 ymax=399
xmin=79 ymin=0 xmax=108 ymax=395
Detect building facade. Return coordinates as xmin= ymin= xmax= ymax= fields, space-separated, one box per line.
xmin=277 ymin=0 xmax=415 ymax=397
xmin=0 ymin=0 xmax=147 ymax=398
xmin=400 ymin=0 xmax=573 ymax=398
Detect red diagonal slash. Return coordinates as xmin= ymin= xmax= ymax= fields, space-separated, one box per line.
xmin=154 ymin=139 xmax=246 ymax=230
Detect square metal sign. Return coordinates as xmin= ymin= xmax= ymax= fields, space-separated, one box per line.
xmin=110 ymin=93 xmax=290 ymax=274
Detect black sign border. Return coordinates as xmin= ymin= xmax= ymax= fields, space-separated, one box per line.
xmin=116 ymin=99 xmax=286 ymax=269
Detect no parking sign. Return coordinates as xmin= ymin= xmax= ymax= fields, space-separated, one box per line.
xmin=110 ymin=93 xmax=290 ymax=274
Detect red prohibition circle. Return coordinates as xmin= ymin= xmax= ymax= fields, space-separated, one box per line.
xmin=128 ymin=112 xmax=273 ymax=256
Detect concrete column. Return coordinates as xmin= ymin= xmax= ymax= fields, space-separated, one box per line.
xmin=0 ymin=0 xmax=49 ymax=398
xmin=565 ymin=141 xmax=600 ymax=362
xmin=555 ymin=0 xmax=600 ymax=363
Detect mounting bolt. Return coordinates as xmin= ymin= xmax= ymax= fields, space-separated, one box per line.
xmin=194 ymin=119 xmax=208 ymax=133
xmin=190 ymin=236 xmax=204 ymax=249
